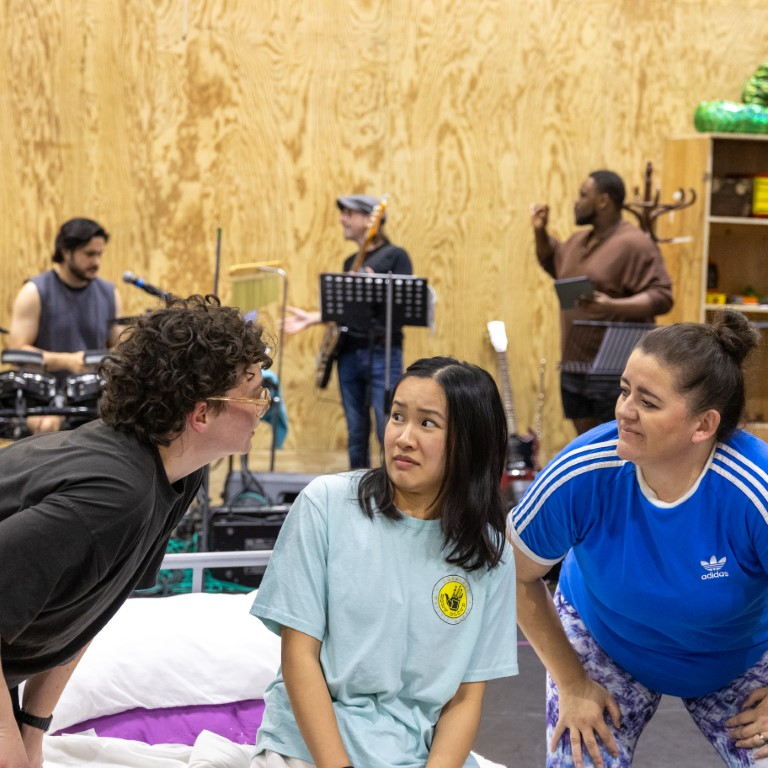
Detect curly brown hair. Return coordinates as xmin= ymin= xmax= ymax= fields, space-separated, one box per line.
xmin=99 ymin=295 xmax=272 ymax=447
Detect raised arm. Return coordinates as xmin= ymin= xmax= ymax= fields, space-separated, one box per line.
xmin=512 ymin=541 xmax=621 ymax=768
xmin=426 ymin=680 xmax=486 ymax=768
xmin=531 ymin=203 xmax=558 ymax=277
xmin=281 ymin=627 xmax=351 ymax=768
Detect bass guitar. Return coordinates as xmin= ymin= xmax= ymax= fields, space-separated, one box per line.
xmin=487 ymin=320 xmax=539 ymax=504
xmin=315 ymin=196 xmax=388 ymax=389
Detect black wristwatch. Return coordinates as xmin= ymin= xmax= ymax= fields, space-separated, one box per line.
xmin=15 ymin=708 xmax=53 ymax=732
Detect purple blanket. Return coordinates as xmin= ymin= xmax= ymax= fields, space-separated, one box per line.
xmin=55 ymin=699 xmax=265 ymax=746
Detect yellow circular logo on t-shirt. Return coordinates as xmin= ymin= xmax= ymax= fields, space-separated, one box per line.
xmin=433 ymin=575 xmax=472 ymax=624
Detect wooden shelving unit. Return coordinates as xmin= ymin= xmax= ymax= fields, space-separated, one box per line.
xmin=660 ymin=133 xmax=768 ymax=439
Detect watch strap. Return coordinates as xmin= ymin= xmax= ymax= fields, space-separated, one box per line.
xmin=15 ymin=708 xmax=53 ymax=732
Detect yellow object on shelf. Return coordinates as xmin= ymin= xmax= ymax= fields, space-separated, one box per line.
xmin=754 ymin=175 xmax=768 ymax=217
xmin=706 ymin=291 xmax=727 ymax=304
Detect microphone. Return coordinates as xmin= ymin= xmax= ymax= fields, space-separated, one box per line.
xmin=122 ymin=272 xmax=170 ymax=300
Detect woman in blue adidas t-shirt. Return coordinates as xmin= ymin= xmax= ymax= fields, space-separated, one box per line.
xmin=509 ymin=310 xmax=768 ymax=767
xmin=251 ymin=357 xmax=519 ymax=768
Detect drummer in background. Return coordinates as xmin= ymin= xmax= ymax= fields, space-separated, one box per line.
xmin=7 ymin=217 xmax=124 ymax=433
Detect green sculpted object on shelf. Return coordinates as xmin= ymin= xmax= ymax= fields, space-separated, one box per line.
xmin=694 ymin=62 xmax=768 ymax=134
xmin=743 ymin=63 xmax=768 ymax=107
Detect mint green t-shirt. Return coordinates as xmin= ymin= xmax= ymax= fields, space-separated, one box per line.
xmin=251 ymin=472 xmax=518 ymax=768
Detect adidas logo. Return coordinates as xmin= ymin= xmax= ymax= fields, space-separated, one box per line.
xmin=700 ymin=555 xmax=729 ymax=580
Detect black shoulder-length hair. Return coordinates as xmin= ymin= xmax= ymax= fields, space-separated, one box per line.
xmin=357 ymin=356 xmax=508 ymax=571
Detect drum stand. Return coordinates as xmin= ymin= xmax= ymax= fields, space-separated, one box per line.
xmin=0 ymin=349 xmax=104 ymax=439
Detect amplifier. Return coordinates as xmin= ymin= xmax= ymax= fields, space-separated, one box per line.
xmin=250 ymin=472 xmax=317 ymax=505
xmin=207 ymin=505 xmax=290 ymax=587
xmin=222 ymin=471 xmax=316 ymax=506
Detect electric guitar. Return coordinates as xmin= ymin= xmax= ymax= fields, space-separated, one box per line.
xmin=487 ymin=321 xmax=539 ymax=493
xmin=315 ymin=196 xmax=389 ymax=389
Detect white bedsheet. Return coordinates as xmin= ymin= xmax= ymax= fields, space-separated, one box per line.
xmin=43 ymin=730 xmax=508 ymax=768
xmin=51 ymin=591 xmax=280 ymax=732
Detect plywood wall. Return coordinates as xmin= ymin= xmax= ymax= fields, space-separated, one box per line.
xmin=1 ymin=0 xmax=767 ymax=476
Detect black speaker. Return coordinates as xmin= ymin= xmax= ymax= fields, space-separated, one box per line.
xmin=251 ymin=472 xmax=317 ymax=505
xmin=222 ymin=471 xmax=317 ymax=507
xmin=208 ymin=505 xmax=290 ymax=587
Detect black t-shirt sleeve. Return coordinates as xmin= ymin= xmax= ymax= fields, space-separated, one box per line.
xmin=389 ymin=247 xmax=412 ymax=275
xmin=0 ymin=496 xmax=94 ymax=643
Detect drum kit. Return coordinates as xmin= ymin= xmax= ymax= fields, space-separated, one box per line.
xmin=0 ymin=314 xmax=145 ymax=440
xmin=0 ymin=348 xmax=106 ymax=440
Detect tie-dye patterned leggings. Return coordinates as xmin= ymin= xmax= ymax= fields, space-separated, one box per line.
xmin=545 ymin=590 xmax=768 ymax=767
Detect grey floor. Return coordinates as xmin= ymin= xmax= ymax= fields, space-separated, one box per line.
xmin=472 ymin=640 xmax=723 ymax=767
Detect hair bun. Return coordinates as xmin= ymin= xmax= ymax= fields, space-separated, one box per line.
xmin=710 ymin=309 xmax=760 ymax=365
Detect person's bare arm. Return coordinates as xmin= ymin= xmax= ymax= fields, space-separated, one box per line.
xmin=107 ymin=288 xmax=125 ymax=348
xmin=531 ymin=203 xmax=559 ymax=275
xmin=7 ymin=282 xmax=44 ymax=356
xmin=281 ymin=627 xmax=351 ymax=768
xmin=512 ymin=540 xmax=621 ymax=768
xmin=281 ymin=306 xmax=323 ymax=335
xmin=0 ymin=643 xmax=89 ymax=768
xmin=0 ymin=664 xmax=28 ymax=768
xmin=8 ymin=282 xmax=84 ymax=373
xmin=426 ymin=681 xmax=486 ymax=768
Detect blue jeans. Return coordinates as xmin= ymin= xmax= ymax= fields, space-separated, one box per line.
xmin=336 ymin=345 xmax=403 ymax=469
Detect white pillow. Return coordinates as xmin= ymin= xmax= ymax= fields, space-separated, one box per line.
xmin=189 ymin=730 xmax=251 ymax=768
xmin=51 ymin=591 xmax=280 ymax=732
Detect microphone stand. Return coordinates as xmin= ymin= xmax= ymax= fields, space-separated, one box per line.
xmin=252 ymin=265 xmax=288 ymax=472
xmin=199 ymin=228 xmax=224 ymax=552
xmin=213 ymin=227 xmax=222 ymax=297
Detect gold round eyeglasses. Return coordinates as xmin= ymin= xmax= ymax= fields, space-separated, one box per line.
xmin=207 ymin=387 xmax=272 ymax=418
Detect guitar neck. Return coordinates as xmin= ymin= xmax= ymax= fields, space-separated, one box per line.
xmin=349 ymin=199 xmax=387 ymax=272
xmin=349 ymin=242 xmax=368 ymax=273
xmin=496 ymin=351 xmax=518 ymax=435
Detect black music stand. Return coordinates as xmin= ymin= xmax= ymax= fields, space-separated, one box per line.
xmin=319 ymin=272 xmax=432 ymax=408
xmin=561 ymin=321 xmax=654 ymax=394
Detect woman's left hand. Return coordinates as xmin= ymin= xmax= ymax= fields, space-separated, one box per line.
xmin=726 ymin=687 xmax=768 ymax=757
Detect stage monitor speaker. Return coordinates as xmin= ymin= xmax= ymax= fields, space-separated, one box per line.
xmin=251 ymin=472 xmax=317 ymax=505
xmin=222 ymin=471 xmax=317 ymax=507
xmin=208 ymin=505 xmax=289 ymax=587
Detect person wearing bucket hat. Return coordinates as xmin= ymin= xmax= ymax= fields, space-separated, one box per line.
xmin=283 ymin=193 xmax=412 ymax=469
